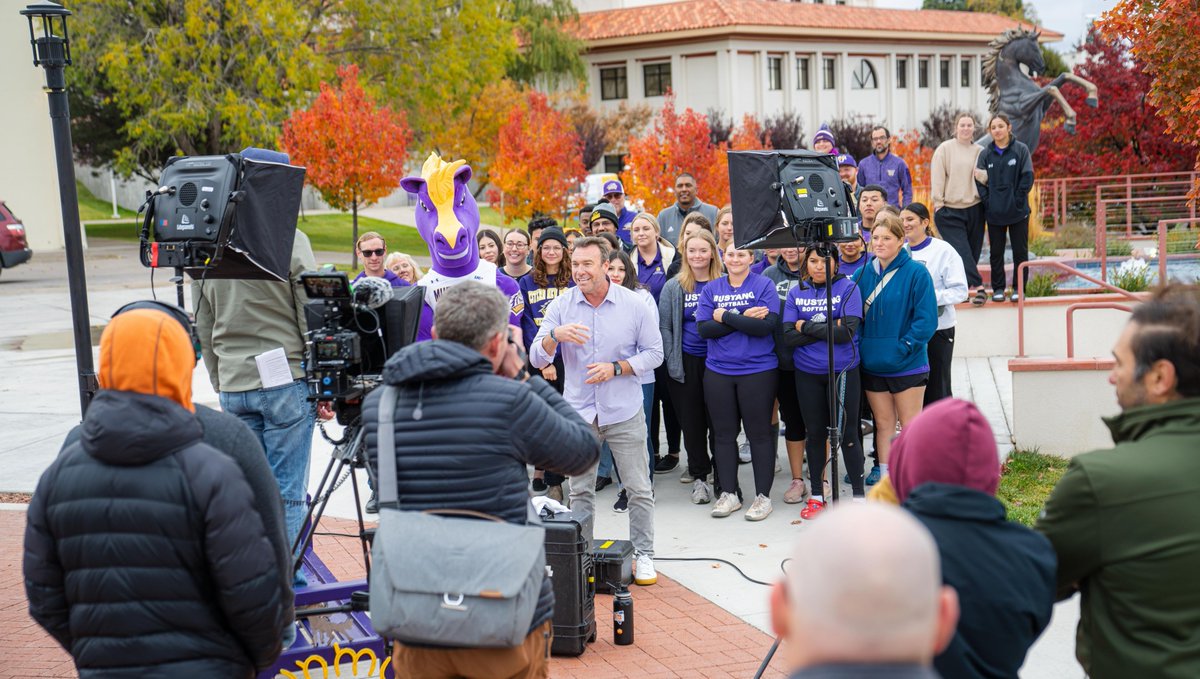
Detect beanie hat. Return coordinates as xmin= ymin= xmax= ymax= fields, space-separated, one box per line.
xmin=812 ymin=124 xmax=836 ymax=148
xmin=590 ymin=203 xmax=619 ymax=226
xmin=538 ymin=226 xmax=569 ymax=248
xmin=889 ymin=398 xmax=1001 ymax=503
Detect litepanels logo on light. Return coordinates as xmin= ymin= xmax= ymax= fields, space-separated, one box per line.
xmin=279 ymin=643 xmax=392 ymax=679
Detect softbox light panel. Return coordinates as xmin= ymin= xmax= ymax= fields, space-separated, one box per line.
xmin=728 ymin=149 xmax=857 ymax=250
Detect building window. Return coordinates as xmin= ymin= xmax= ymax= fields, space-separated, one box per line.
xmin=852 ymin=59 xmax=877 ymax=89
xmin=939 ymin=58 xmax=950 ymax=88
xmin=600 ymin=66 xmax=627 ymax=100
xmin=896 ymin=58 xmax=908 ymax=89
xmin=603 ymin=154 xmax=623 ymax=175
xmin=960 ymin=58 xmax=971 ymax=87
xmin=643 ymin=62 xmax=671 ymax=98
xmin=796 ymin=57 xmax=811 ymax=90
xmin=768 ymin=56 xmax=783 ymax=91
xmin=918 ymin=58 xmax=929 ymax=88
xmin=822 ymin=57 xmax=836 ymax=90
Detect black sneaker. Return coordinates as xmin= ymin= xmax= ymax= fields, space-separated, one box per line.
xmin=365 ymin=492 xmax=378 ymax=515
xmin=613 ymin=489 xmax=629 ymax=513
xmin=654 ymin=454 xmax=679 ymax=473
xmin=595 ymin=476 xmax=613 ymax=492
xmin=531 ymin=478 xmax=548 ymax=493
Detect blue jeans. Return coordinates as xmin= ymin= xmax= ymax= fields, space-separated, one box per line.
xmin=219 ymin=379 xmax=315 ymax=552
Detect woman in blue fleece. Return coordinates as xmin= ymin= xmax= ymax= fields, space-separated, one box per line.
xmin=853 ymin=211 xmax=937 ymax=478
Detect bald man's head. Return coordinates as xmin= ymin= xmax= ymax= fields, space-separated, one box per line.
xmin=771 ymin=504 xmax=959 ymax=670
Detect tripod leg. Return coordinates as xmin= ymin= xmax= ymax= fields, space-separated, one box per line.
xmin=294 ymin=458 xmax=349 ymax=575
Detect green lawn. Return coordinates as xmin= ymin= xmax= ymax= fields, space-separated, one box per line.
xmin=84 ymin=212 xmax=431 ymax=263
xmin=998 ymin=450 xmax=1070 ymax=527
xmin=478 ymin=205 xmax=526 ymax=230
xmin=76 ymin=180 xmax=139 ymax=221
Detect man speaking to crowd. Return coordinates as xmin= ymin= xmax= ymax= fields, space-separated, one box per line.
xmin=364 ymin=282 xmax=599 ymax=677
xmin=532 ymin=237 xmax=664 ymax=587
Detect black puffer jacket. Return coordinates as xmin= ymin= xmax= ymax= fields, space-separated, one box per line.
xmin=24 ymin=391 xmax=288 ymax=678
xmin=362 ymin=340 xmax=601 ymax=633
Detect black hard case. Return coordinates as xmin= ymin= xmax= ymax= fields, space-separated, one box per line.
xmin=542 ymin=511 xmax=596 ymax=656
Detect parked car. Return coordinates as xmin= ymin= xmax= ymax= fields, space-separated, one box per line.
xmin=0 ymin=201 xmax=33 ymax=277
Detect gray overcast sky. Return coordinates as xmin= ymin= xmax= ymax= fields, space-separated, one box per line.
xmin=874 ymin=0 xmax=1116 ymax=49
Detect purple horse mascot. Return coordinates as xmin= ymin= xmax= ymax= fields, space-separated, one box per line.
xmin=400 ymin=153 xmax=523 ymax=341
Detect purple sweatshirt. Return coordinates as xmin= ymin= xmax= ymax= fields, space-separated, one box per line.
xmin=695 ymin=273 xmax=779 ymax=375
xmin=782 ymin=276 xmax=863 ymax=374
xmin=857 ymin=152 xmax=913 ymax=207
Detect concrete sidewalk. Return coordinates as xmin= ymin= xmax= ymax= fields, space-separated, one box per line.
xmin=0 ymin=240 xmax=1084 ymax=678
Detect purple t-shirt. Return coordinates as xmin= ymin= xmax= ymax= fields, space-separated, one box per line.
xmin=695 ymin=272 xmax=779 ymax=375
xmin=839 ymin=254 xmax=869 ymax=279
xmin=681 ymin=280 xmax=708 ymax=357
xmin=636 ymin=247 xmax=669 ymax=301
xmin=782 ymin=276 xmax=863 ymax=375
xmin=751 ymin=255 xmax=773 ymax=275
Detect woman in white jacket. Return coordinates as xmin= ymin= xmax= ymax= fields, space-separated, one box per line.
xmin=901 ymin=202 xmax=968 ymax=405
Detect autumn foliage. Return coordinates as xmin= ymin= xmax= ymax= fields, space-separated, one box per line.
xmin=1034 ymin=28 xmax=1197 ymax=180
xmin=1100 ymin=0 xmax=1200 ymax=197
xmin=489 ymin=91 xmax=585 ymax=223
xmin=280 ymin=65 xmax=412 ymax=266
xmin=892 ymin=130 xmax=935 ymax=192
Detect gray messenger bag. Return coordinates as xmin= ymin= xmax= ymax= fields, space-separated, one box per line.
xmin=369 ymin=385 xmax=546 ymax=648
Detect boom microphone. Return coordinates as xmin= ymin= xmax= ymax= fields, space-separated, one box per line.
xmin=352 ymin=276 xmax=394 ymax=310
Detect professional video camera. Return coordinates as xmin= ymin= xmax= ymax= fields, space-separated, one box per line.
xmin=300 ymin=271 xmax=423 ymax=422
xmin=728 ymin=149 xmax=860 ymax=252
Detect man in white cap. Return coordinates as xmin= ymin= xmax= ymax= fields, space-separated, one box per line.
xmin=601 ymin=178 xmax=637 ymax=246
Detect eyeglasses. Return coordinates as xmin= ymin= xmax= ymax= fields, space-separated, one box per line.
xmin=360 ymin=248 xmax=386 ymax=257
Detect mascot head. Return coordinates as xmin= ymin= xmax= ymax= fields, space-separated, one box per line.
xmin=400 ymin=153 xmax=481 ymax=275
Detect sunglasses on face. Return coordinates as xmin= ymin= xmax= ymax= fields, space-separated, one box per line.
xmin=360 ymin=248 xmax=386 ymax=257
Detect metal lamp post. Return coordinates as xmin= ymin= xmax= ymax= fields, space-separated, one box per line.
xmin=20 ymin=1 xmax=97 ymax=416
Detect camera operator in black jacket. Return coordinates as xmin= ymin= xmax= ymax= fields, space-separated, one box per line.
xmin=24 ymin=306 xmax=288 ymax=679
xmin=363 ymin=281 xmax=600 ymax=677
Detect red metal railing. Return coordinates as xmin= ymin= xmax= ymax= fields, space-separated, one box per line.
xmin=1094 ymin=217 xmax=1200 ymax=282
xmin=1036 ymin=171 xmax=1197 ymax=228
xmin=1065 ymin=303 xmax=1133 ymax=358
xmin=1015 ymin=260 xmax=1140 ymax=357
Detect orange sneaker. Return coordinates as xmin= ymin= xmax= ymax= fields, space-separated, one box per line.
xmin=800 ymin=498 xmax=826 ymax=520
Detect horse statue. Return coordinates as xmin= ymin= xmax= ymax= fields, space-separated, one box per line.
xmin=980 ymin=27 xmax=1099 ymax=153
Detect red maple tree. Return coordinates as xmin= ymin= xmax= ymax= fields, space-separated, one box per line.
xmin=623 ymin=94 xmax=730 ymax=215
xmin=280 ymin=64 xmax=412 ymax=268
xmin=1100 ymin=0 xmax=1200 ymax=197
xmin=1034 ymin=27 xmax=1197 ymax=180
xmin=489 ymin=91 xmax=585 ymax=223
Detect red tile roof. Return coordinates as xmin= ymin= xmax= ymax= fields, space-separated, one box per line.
xmin=571 ymin=0 xmax=1061 ymax=43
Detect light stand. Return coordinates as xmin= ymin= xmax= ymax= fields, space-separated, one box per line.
xmin=21 ymin=1 xmax=96 ymax=416
xmin=819 ymin=244 xmax=842 ymax=504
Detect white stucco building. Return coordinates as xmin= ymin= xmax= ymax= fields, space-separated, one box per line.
xmin=572 ymin=0 xmax=1059 ymax=170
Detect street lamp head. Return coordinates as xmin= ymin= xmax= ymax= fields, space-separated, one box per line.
xmin=19 ymin=2 xmax=72 ymax=69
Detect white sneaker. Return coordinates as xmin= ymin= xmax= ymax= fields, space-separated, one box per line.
xmin=634 ymin=552 xmax=657 ymax=586
xmin=775 ymin=455 xmax=782 ymax=473
xmin=680 ymin=469 xmax=695 ymax=483
xmin=691 ymin=479 xmax=712 ymax=504
xmin=745 ymin=494 xmax=773 ymax=521
xmin=711 ymin=492 xmax=742 ymax=518
xmin=738 ymin=442 xmax=752 ymax=463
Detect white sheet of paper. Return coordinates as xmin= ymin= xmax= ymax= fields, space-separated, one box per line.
xmin=255 ymin=347 xmax=294 ymax=389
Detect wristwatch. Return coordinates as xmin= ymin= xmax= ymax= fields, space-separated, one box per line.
xmin=612 ymin=361 xmax=623 ymax=376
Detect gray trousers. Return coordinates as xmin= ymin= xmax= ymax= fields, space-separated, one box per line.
xmin=568 ymin=409 xmax=655 ymax=556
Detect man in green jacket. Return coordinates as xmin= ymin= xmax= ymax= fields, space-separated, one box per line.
xmin=1037 ymin=283 xmax=1200 ymax=678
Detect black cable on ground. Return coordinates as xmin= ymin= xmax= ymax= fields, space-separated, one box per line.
xmin=653 ymin=555 xmax=791 ymax=677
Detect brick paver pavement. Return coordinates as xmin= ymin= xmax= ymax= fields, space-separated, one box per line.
xmin=1 ymin=510 xmax=784 ymax=678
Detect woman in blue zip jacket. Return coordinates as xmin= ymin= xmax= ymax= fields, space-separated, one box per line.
xmin=853 ymin=211 xmax=938 ymax=481
xmin=976 ymin=113 xmax=1035 ymax=303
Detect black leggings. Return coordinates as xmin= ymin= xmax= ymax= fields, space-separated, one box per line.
xmin=795 ymin=367 xmax=865 ymax=497
xmin=667 ymin=353 xmax=714 ymax=479
xmin=536 ymin=354 xmax=567 ymax=486
xmin=989 ymin=218 xmax=1029 ymax=292
xmin=924 ymin=328 xmax=955 ymax=406
xmin=652 ymin=366 xmax=682 ymax=457
xmin=704 ymin=369 xmax=778 ymax=498
xmin=775 ymin=370 xmax=807 ymax=442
